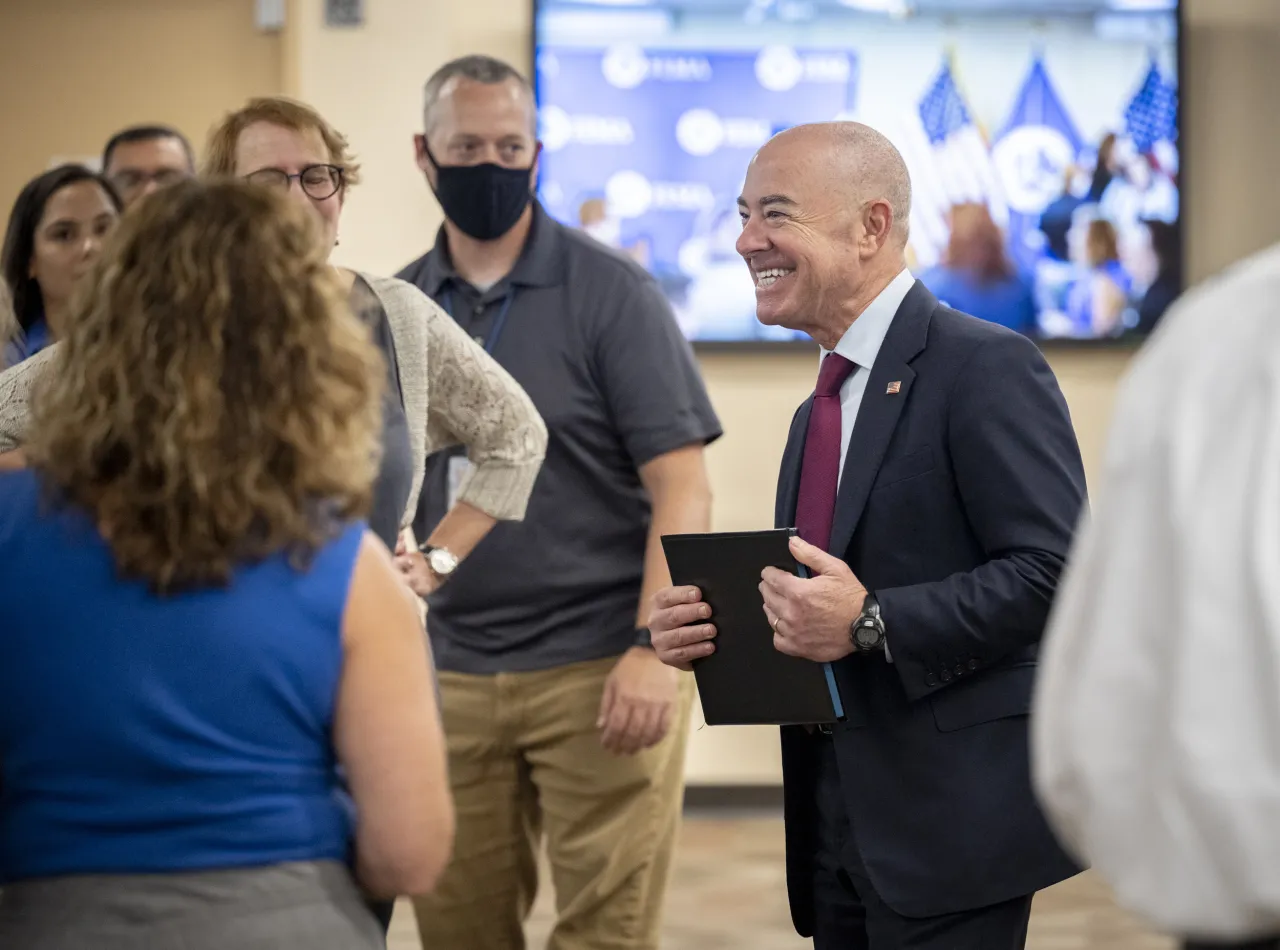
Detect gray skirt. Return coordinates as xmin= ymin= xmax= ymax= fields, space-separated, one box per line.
xmin=0 ymin=859 xmax=385 ymax=950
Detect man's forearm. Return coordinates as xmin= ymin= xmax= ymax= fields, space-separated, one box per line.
xmin=876 ymin=548 xmax=1067 ymax=702
xmin=634 ymin=484 xmax=713 ymax=634
xmin=422 ymin=500 xmax=497 ymax=561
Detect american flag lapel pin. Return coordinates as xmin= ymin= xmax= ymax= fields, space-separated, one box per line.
xmin=886 ymin=381 xmax=902 ymax=395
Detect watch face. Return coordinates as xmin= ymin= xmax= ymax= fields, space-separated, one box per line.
xmin=855 ymin=621 xmax=880 ymax=648
xmin=428 ymin=548 xmax=458 ymax=575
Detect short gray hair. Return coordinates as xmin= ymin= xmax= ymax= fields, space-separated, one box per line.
xmin=422 ymin=55 xmax=534 ymax=134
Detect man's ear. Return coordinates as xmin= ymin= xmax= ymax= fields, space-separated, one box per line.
xmin=413 ymin=134 xmax=431 ymax=175
xmin=866 ymin=199 xmax=894 ymax=249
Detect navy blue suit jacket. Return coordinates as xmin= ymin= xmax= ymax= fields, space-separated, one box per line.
xmin=776 ymin=281 xmax=1087 ymax=929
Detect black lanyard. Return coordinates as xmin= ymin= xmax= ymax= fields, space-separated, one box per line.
xmin=439 ymin=287 xmax=517 ymax=355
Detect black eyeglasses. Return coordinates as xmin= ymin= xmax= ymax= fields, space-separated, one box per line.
xmin=243 ymin=164 xmax=344 ymax=200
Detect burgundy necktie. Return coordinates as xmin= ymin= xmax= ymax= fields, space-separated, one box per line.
xmin=795 ymin=353 xmax=856 ymax=553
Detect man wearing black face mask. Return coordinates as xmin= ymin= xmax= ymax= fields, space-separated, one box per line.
xmin=396 ymin=55 xmax=722 ymax=950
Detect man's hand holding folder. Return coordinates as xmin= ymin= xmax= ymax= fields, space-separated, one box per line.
xmin=649 ymin=534 xmax=866 ymax=668
xmin=760 ymin=535 xmax=868 ymax=663
xmin=647 ymin=529 xmax=868 ymax=725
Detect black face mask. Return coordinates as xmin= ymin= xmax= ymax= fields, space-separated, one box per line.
xmin=424 ymin=142 xmax=536 ymax=242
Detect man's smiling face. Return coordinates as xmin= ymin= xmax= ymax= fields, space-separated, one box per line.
xmin=735 ymin=134 xmax=865 ymax=337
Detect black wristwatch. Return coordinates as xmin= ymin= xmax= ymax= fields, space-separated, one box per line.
xmin=634 ymin=627 xmax=654 ymax=649
xmin=850 ymin=593 xmax=886 ymax=653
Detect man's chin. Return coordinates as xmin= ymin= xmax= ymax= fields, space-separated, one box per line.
xmin=754 ymin=303 xmax=797 ymax=331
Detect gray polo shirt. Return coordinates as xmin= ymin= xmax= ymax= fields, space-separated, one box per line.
xmin=397 ymin=203 xmax=722 ymax=674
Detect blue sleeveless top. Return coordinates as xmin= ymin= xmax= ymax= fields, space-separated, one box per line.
xmin=0 ymin=469 xmax=365 ymax=883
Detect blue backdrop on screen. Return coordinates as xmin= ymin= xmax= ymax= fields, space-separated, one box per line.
xmin=535 ymin=45 xmax=859 ymax=341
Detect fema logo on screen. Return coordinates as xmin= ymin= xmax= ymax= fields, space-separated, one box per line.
xmin=605 ymin=170 xmax=654 ymax=218
xmin=601 ymin=45 xmax=713 ymax=88
xmin=676 ymin=109 xmax=772 ymax=156
xmin=991 ymin=126 xmax=1078 ymax=215
xmin=755 ymin=46 xmax=805 ymax=91
xmin=539 ymin=105 xmax=575 ymax=152
xmin=676 ymin=109 xmax=724 ymax=157
xmin=755 ymin=46 xmax=851 ymax=92
xmin=605 ymin=170 xmax=714 ymax=218
xmin=602 ymin=46 xmax=650 ymax=89
xmin=538 ymin=104 xmax=634 ymax=152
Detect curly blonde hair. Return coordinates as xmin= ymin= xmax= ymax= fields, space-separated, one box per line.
xmin=203 ymin=96 xmax=362 ymax=187
xmin=25 ymin=179 xmax=384 ymax=592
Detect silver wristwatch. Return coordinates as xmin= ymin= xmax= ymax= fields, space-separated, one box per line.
xmin=420 ymin=545 xmax=460 ymax=582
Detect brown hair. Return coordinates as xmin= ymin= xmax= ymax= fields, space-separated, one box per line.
xmin=25 ymin=179 xmax=383 ymax=593
xmin=1085 ymin=218 xmax=1120 ymax=268
xmin=0 ymin=278 xmax=15 ymax=355
xmin=944 ymin=202 xmax=1013 ymax=284
xmin=203 ymin=96 xmax=362 ymax=187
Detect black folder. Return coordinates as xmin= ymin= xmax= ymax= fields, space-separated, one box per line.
xmin=660 ymin=528 xmax=846 ymax=726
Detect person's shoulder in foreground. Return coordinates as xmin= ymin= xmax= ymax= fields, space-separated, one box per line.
xmin=1112 ymin=241 xmax=1280 ymax=448
xmin=1032 ymin=241 xmax=1280 ymax=942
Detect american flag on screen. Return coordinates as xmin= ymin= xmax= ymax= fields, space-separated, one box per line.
xmin=895 ymin=59 xmax=1007 ymax=271
xmin=1124 ymin=59 xmax=1178 ymax=156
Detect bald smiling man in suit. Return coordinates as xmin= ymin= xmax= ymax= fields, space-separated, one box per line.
xmin=648 ymin=122 xmax=1089 ymax=950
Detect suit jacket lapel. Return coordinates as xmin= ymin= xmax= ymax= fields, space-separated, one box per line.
xmin=826 ymin=359 xmax=915 ymax=556
xmin=827 ymin=281 xmax=935 ymax=555
xmin=775 ymin=397 xmax=813 ymax=529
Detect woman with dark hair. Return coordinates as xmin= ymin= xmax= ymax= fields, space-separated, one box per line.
xmin=0 ymin=179 xmax=454 ymax=948
xmin=1 ymin=164 xmax=122 ymax=367
xmin=919 ymin=202 xmax=1036 ymax=333
xmin=0 ymin=280 xmax=15 ymax=357
xmin=1136 ymin=218 xmax=1182 ymax=333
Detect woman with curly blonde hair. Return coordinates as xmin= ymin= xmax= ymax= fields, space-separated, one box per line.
xmin=0 ymin=95 xmax=547 ymax=600
xmin=0 ymin=180 xmax=454 ymax=949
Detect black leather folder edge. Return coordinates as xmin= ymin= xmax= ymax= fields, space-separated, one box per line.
xmin=660 ymin=528 xmax=844 ymax=726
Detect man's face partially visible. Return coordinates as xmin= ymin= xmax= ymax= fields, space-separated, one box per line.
xmin=104 ymin=137 xmax=193 ymax=207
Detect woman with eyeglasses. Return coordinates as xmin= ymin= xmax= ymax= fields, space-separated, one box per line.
xmin=1 ymin=97 xmax=547 ymax=606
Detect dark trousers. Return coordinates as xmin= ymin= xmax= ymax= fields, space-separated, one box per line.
xmin=1184 ymin=940 xmax=1280 ymax=949
xmin=810 ymin=732 xmax=1034 ymax=950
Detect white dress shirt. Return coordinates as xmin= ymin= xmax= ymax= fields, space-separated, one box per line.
xmin=820 ymin=267 xmax=913 ymax=661
xmin=1032 ymin=241 xmax=1280 ymax=941
xmin=824 ymin=267 xmax=915 ymax=488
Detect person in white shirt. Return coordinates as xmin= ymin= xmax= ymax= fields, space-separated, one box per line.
xmin=1033 ymin=241 xmax=1280 ymax=950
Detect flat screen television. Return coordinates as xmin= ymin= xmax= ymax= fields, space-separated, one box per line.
xmin=532 ymin=0 xmax=1182 ymax=344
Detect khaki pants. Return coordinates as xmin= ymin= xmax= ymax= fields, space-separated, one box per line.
xmin=413 ymin=656 xmax=694 ymax=950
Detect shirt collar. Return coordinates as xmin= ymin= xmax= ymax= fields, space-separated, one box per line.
xmin=824 ymin=268 xmax=915 ymax=369
xmin=415 ymin=201 xmax=566 ymax=299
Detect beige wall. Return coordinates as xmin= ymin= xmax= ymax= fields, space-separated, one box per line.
xmin=0 ymin=0 xmax=282 ymax=215
xmin=4 ymin=0 xmax=1279 ymax=785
